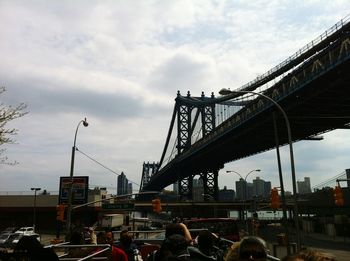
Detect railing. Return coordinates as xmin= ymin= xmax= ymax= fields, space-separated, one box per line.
xmin=236 ymin=14 xmax=350 ymax=94
xmin=46 ymin=243 xmax=111 ymax=261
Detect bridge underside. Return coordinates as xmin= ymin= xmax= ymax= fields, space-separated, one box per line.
xmin=144 ymin=58 xmax=350 ymax=191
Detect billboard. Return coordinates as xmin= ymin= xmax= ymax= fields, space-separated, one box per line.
xmin=59 ymin=176 xmax=89 ymax=205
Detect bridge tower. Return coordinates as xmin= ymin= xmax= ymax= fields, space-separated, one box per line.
xmin=175 ymin=91 xmax=193 ymax=199
xmin=175 ymin=91 xmax=218 ymax=200
xmin=140 ymin=162 xmax=159 ymax=192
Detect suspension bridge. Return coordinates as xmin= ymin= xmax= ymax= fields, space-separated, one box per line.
xmin=140 ymin=15 xmax=350 ymax=200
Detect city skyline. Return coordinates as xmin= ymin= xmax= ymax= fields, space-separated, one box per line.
xmin=1 ymin=2 xmax=350 ymax=194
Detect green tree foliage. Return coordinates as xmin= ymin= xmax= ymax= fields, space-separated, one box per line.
xmin=0 ymin=87 xmax=28 ymax=165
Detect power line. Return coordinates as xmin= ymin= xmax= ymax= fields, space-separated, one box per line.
xmin=76 ymin=147 xmax=140 ymax=187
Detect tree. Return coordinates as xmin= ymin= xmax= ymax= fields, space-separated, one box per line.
xmin=0 ymin=87 xmax=28 ymax=165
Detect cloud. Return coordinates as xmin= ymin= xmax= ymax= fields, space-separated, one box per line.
xmin=1 ymin=1 xmax=350 ymax=194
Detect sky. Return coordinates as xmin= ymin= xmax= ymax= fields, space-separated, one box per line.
xmin=1 ymin=1 xmax=350 ymax=195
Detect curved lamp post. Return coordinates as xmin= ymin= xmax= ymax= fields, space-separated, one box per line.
xmin=66 ymin=118 xmax=89 ymax=234
xmin=219 ymin=88 xmax=301 ymax=251
xmin=31 ymin=187 xmax=41 ymax=231
xmin=226 ymin=169 xmax=260 ymax=232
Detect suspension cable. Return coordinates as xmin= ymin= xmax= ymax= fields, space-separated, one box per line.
xmin=76 ymin=148 xmax=140 ymax=187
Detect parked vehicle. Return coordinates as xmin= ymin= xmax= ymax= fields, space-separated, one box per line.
xmin=3 ymin=233 xmax=23 ymax=249
xmin=0 ymin=227 xmax=17 ymax=235
xmin=15 ymin=227 xmax=35 ymax=235
xmin=2 ymin=233 xmax=40 ymax=249
xmin=0 ymin=233 xmax=12 ymax=246
xmin=12 ymin=233 xmax=40 ymax=244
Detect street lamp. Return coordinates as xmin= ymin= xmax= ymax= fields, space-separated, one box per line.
xmin=226 ymin=169 xmax=260 ymax=232
xmin=31 ymin=187 xmax=41 ymax=231
xmin=66 ymin=117 xmax=89 ymax=235
xmin=219 ymin=88 xmax=301 ymax=251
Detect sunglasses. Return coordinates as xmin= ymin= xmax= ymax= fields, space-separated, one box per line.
xmin=240 ymin=250 xmax=267 ymax=259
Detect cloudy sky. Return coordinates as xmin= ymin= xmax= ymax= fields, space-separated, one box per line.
xmin=1 ymin=1 xmax=349 ymax=195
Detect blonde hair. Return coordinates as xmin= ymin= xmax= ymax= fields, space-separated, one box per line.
xmin=224 ymin=242 xmax=240 ymax=261
xmin=283 ymin=249 xmax=337 ymax=261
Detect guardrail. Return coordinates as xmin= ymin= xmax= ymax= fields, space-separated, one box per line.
xmin=46 ymin=243 xmax=111 ymax=261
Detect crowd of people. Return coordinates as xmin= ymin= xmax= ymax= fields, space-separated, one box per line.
xmin=141 ymin=222 xmax=337 ymax=261
xmin=0 ymin=221 xmax=338 ymax=261
xmin=140 ymin=222 xmax=337 ymax=261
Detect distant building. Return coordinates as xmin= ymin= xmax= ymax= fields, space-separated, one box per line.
xmin=173 ymin=181 xmax=179 ymax=193
xmin=253 ymin=177 xmax=265 ymax=197
xmin=264 ymin=181 xmax=272 ymax=199
xmin=285 ymin=191 xmax=292 ymax=196
xmin=117 ymin=172 xmax=128 ymax=195
xmin=246 ymin=183 xmax=253 ymax=200
xmin=236 ymin=177 xmax=272 ymax=200
xmin=235 ymin=178 xmax=246 ymax=200
xmin=128 ymin=182 xmax=133 ymax=195
xmin=219 ymin=186 xmax=235 ymax=201
xmin=252 ymin=177 xmax=271 ymax=199
xmin=297 ymin=177 xmax=312 ymax=194
xmin=193 ymin=178 xmax=204 ymax=201
xmin=236 ymin=179 xmax=255 ymax=200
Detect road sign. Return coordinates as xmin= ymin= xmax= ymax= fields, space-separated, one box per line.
xmin=102 ymin=203 xmax=135 ymax=210
xmin=59 ymin=176 xmax=89 ymax=205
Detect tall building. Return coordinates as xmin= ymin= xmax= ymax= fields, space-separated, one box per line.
xmin=235 ymin=178 xmax=246 ymax=200
xmin=236 ymin=179 xmax=257 ymax=200
xmin=253 ymin=177 xmax=265 ymax=197
xmin=252 ymin=177 xmax=271 ymax=199
xmin=117 ymin=172 xmax=128 ymax=195
xmin=297 ymin=177 xmax=312 ymax=194
xmin=173 ymin=181 xmax=179 ymax=193
xmin=246 ymin=183 xmax=254 ymax=200
xmin=264 ymin=181 xmax=272 ymax=199
xmin=128 ymin=182 xmax=133 ymax=195
xmin=192 ymin=178 xmax=204 ymax=201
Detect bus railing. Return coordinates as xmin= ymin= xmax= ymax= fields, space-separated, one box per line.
xmin=45 ymin=243 xmax=111 ymax=261
xmin=45 ymin=229 xmax=281 ymax=261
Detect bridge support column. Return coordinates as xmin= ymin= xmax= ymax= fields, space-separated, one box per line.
xmin=201 ymin=170 xmax=219 ymax=200
xmin=179 ymin=175 xmax=193 ymax=200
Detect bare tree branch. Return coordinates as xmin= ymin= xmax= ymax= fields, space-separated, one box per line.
xmin=0 ymin=87 xmax=28 ymax=164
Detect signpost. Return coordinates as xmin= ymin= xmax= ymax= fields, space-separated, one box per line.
xmin=59 ymin=176 xmax=89 ymax=205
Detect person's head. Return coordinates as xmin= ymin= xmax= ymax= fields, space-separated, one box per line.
xmin=14 ymin=235 xmax=43 ymax=253
xmin=238 ymin=236 xmax=267 ymax=261
xmin=120 ymin=229 xmax=129 ymax=237
xmin=13 ymin=235 xmax=44 ymax=260
xmin=105 ymin=231 xmax=114 ymax=245
xmin=224 ymin=242 xmax=240 ymax=261
xmin=70 ymin=231 xmax=84 ymax=245
xmin=162 ymin=234 xmax=189 ymax=258
xmin=120 ymin=233 xmax=133 ymax=248
xmin=165 ymin=223 xmax=186 ymax=238
xmin=96 ymin=231 xmax=110 ymax=244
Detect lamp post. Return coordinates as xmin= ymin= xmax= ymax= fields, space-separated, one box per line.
xmin=219 ymin=88 xmax=301 ymax=251
xmin=66 ymin=118 xmax=89 ymax=235
xmin=31 ymin=187 xmax=41 ymax=231
xmin=226 ymin=169 xmax=260 ymax=232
